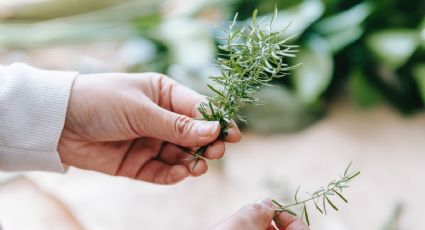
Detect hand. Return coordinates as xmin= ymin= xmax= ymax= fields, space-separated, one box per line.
xmin=211 ymin=198 xmax=309 ymax=230
xmin=58 ymin=73 xmax=241 ymax=184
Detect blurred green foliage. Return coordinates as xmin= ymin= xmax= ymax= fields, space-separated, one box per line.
xmin=0 ymin=0 xmax=424 ymax=132
xmin=237 ymin=0 xmax=424 ymax=132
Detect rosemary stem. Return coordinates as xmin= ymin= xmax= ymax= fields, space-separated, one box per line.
xmin=282 ymin=185 xmax=337 ymax=209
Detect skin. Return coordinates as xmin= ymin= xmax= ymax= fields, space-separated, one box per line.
xmin=211 ymin=198 xmax=310 ymax=230
xmin=58 ymin=72 xmax=241 ymax=184
xmin=57 ymin=73 xmax=308 ymax=229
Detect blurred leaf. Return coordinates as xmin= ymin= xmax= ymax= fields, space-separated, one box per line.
xmin=0 ymin=0 xmax=162 ymax=27
xmin=257 ymin=0 xmax=324 ymax=37
xmin=155 ymin=18 xmax=216 ymax=68
xmin=413 ymin=64 xmax=425 ymax=105
xmin=315 ymin=2 xmax=373 ymax=52
xmin=366 ymin=29 xmax=419 ymax=69
xmin=420 ymin=17 xmax=425 ymax=48
xmin=349 ymin=68 xmax=382 ymax=108
xmin=293 ymin=35 xmax=333 ymax=104
xmin=0 ymin=1 xmax=161 ymax=48
xmin=315 ymin=2 xmax=373 ymax=35
xmin=0 ymin=0 xmax=132 ymax=20
xmin=324 ymin=25 xmax=364 ymax=53
xmin=0 ymin=23 xmax=137 ymax=48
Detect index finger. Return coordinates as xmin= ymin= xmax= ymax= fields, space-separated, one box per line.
xmin=155 ymin=75 xmax=241 ymax=143
xmin=151 ymin=74 xmax=206 ymax=118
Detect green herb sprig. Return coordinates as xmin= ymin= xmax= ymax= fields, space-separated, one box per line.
xmin=273 ymin=162 xmax=361 ymax=226
xmin=191 ymin=8 xmax=299 ymax=164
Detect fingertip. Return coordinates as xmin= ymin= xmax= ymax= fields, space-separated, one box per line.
xmin=196 ymin=120 xmax=220 ymax=146
xmin=203 ymin=140 xmax=225 ymax=160
xmin=189 ymin=159 xmax=208 ymax=176
xmin=225 ymin=121 xmax=241 ymax=143
xmin=167 ymin=165 xmax=189 ymax=184
xmin=236 ymin=198 xmax=275 ymax=229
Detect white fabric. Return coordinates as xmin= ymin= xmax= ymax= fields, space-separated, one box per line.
xmin=0 ymin=63 xmax=78 ymax=172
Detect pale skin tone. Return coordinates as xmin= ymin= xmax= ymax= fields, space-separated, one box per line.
xmin=212 ymin=198 xmax=309 ymax=230
xmin=58 ymin=73 xmax=309 ymax=229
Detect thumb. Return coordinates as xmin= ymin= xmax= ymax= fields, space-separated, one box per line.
xmin=144 ymin=105 xmax=220 ymax=147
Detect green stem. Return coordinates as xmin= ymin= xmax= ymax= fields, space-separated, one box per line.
xmin=192 ymin=122 xmax=228 ymax=170
xmin=274 ymin=183 xmax=339 ymax=210
xmin=192 ymin=145 xmax=208 ymax=170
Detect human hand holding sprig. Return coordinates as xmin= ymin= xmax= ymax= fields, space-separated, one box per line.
xmin=59 ymin=72 xmax=241 ymax=184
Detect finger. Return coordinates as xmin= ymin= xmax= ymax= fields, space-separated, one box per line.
xmin=267 ymin=225 xmax=277 ymax=230
xmin=225 ymin=120 xmax=242 ymax=143
xmin=210 ymin=198 xmax=275 ymax=230
xmin=158 ymin=143 xmax=208 ymax=176
xmin=140 ymin=104 xmax=220 ymax=147
xmin=238 ymin=198 xmax=275 ymax=229
xmin=150 ymin=74 xmax=206 ymax=118
xmin=275 ymin=212 xmax=309 ymax=230
xmin=203 ymin=140 xmax=225 ymax=160
xmin=187 ymin=157 xmax=208 ymax=176
xmin=149 ymin=74 xmax=242 ymax=143
xmin=147 ymin=74 xmax=243 ymax=146
xmin=285 ymin=220 xmax=310 ymax=230
xmin=136 ymin=160 xmax=189 ymax=185
xmin=116 ymin=138 xmax=162 ymax=179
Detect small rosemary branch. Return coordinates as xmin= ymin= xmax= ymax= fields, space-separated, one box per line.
xmin=272 ymin=162 xmax=361 ymax=226
xmin=191 ymin=7 xmax=299 ymax=166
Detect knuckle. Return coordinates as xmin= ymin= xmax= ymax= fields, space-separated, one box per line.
xmin=150 ymin=72 xmax=172 ymax=84
xmin=173 ymin=114 xmax=193 ymax=136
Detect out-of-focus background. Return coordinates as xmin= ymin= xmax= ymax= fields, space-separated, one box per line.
xmin=0 ymin=0 xmax=424 ymax=229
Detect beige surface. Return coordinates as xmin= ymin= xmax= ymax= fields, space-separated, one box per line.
xmin=0 ymin=177 xmax=83 ymax=230
xmin=0 ymin=102 xmax=422 ymax=230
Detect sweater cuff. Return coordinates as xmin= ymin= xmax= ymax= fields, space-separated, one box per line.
xmin=0 ymin=63 xmax=78 ymax=172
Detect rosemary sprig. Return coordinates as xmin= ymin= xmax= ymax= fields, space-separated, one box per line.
xmin=192 ymin=8 xmax=299 ymax=165
xmin=273 ymin=162 xmax=361 ymax=226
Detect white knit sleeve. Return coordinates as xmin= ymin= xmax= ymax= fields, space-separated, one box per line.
xmin=0 ymin=63 xmax=78 ymax=172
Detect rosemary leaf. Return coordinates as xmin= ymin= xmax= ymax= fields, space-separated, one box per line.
xmin=325 ymin=195 xmax=339 ymax=211
xmin=303 ymin=205 xmax=310 ymax=226
xmin=333 ymin=189 xmax=348 ymax=203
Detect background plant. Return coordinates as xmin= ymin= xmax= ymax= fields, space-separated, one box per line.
xmin=1 ymin=0 xmax=423 ymax=134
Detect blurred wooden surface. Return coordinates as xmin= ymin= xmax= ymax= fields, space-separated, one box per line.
xmin=0 ymin=102 xmax=422 ymax=230
xmin=0 ymin=177 xmax=84 ymax=230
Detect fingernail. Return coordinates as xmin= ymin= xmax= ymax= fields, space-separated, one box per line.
xmin=196 ymin=121 xmax=219 ymax=136
xmin=255 ymin=198 xmax=273 ymax=209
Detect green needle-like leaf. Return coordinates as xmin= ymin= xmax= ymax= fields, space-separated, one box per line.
xmin=325 ymin=195 xmax=339 ymax=211
xmin=333 ymin=190 xmax=348 ymax=203
xmin=313 ymin=199 xmax=323 ymax=214
xmin=303 ymin=205 xmax=310 ymax=226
